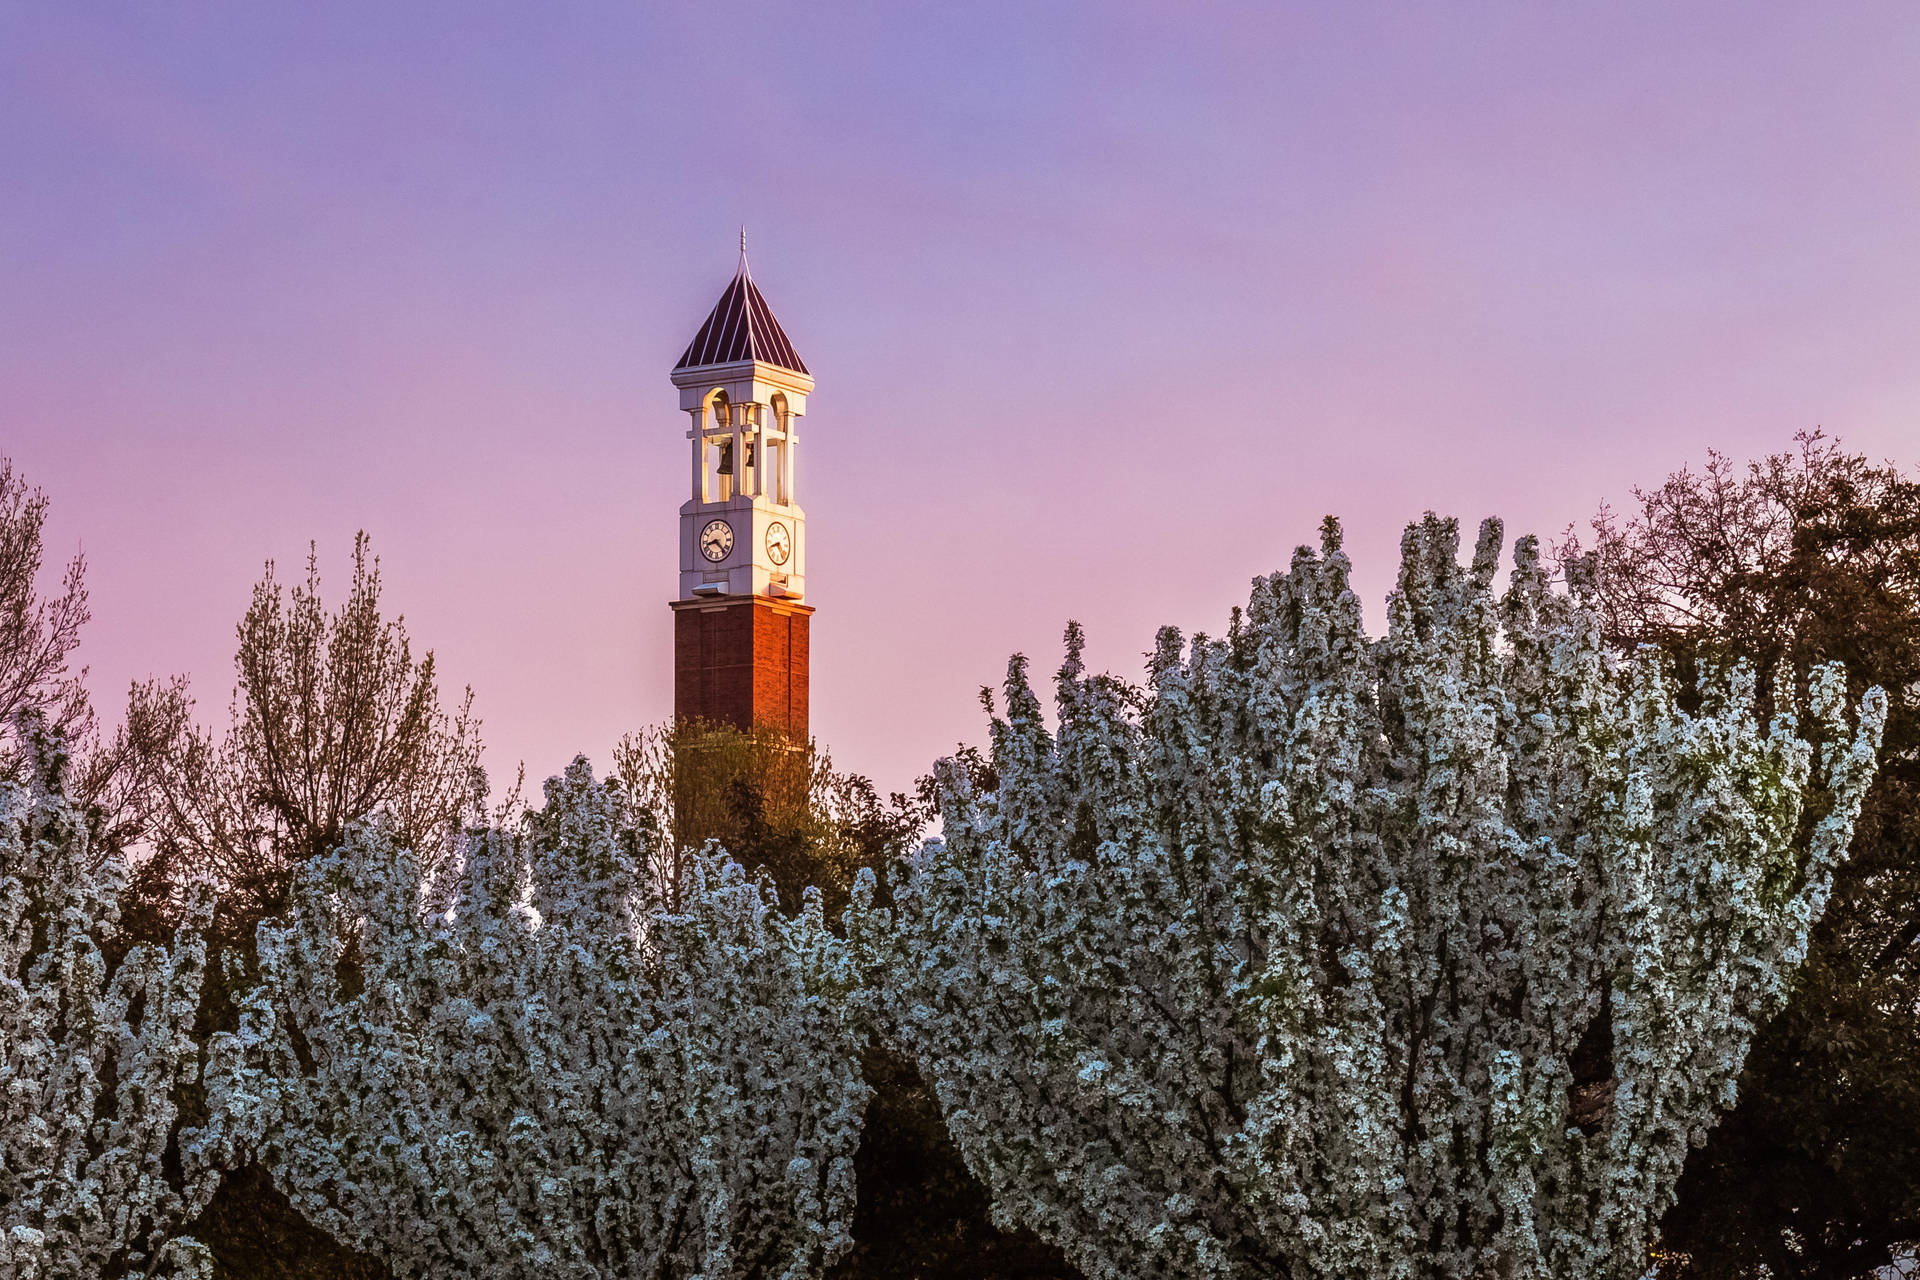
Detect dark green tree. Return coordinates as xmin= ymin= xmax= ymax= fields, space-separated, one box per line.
xmin=612 ymin=717 xmax=912 ymax=921
xmin=1561 ymin=432 xmax=1920 ymax=1279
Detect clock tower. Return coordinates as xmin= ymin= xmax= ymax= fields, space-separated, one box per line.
xmin=666 ymin=244 xmax=814 ymax=739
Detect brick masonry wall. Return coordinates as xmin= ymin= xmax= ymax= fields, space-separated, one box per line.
xmin=671 ymin=597 xmax=812 ymax=739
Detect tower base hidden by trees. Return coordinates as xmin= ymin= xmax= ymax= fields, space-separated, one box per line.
xmin=670 ymin=595 xmax=811 ymax=739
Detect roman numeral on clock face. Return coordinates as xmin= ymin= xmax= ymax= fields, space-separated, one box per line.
xmin=700 ymin=518 xmax=734 ymax=561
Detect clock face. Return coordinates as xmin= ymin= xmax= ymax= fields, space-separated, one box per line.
xmin=699 ymin=518 xmax=734 ymax=562
xmin=765 ymin=521 xmax=792 ymax=566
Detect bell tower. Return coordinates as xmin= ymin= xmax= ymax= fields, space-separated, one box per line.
xmin=667 ymin=241 xmax=815 ymax=739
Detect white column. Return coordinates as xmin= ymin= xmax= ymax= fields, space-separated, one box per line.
xmin=768 ymin=426 xmax=783 ymax=506
xmin=772 ymin=406 xmax=788 ymax=505
xmin=730 ymin=405 xmax=745 ymax=505
xmin=751 ymin=403 xmax=767 ymax=499
xmin=783 ymin=417 xmax=796 ymax=507
xmin=688 ymin=408 xmax=706 ymax=502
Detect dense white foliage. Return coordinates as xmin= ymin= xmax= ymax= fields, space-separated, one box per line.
xmin=889 ymin=516 xmax=1886 ymax=1280
xmin=246 ymin=757 xmax=871 ymax=1280
xmin=0 ymin=732 xmax=243 ymax=1280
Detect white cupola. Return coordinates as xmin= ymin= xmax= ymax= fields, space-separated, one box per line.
xmin=669 ymin=240 xmax=814 ymax=603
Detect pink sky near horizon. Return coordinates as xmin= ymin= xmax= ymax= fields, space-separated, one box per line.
xmin=3 ymin=3 xmax=1917 ymax=799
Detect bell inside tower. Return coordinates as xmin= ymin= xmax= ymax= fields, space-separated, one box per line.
xmin=703 ymin=392 xmax=778 ymax=503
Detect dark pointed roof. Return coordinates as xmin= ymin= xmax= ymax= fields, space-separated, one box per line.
xmin=674 ymin=256 xmax=808 ymax=376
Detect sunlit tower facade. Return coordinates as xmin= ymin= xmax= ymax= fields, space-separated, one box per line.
xmin=666 ymin=245 xmax=814 ymax=738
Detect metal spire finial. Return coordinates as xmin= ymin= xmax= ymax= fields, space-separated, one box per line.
xmin=738 ymin=225 xmax=748 ymax=273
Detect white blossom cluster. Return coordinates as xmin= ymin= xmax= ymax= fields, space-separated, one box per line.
xmin=242 ymin=757 xmax=871 ymax=1280
xmin=888 ymin=516 xmax=1886 ymax=1280
xmin=0 ymin=733 xmax=246 ymax=1280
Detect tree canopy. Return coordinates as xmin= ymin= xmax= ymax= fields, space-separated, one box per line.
xmin=889 ymin=515 xmax=1883 ymax=1280
xmin=0 ymin=727 xmax=256 ymax=1280
xmin=240 ymin=758 xmax=873 ymax=1280
xmin=1563 ymin=432 xmax=1920 ymax=1279
xmin=139 ymin=533 xmax=482 ymax=943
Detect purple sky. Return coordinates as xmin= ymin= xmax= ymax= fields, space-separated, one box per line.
xmin=4 ymin=3 xmax=1917 ymax=797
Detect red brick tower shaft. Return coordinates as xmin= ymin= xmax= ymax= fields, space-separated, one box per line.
xmin=670 ymin=595 xmax=810 ymax=737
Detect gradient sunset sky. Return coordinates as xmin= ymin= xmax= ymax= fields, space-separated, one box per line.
xmin=5 ymin=3 xmax=1917 ymax=796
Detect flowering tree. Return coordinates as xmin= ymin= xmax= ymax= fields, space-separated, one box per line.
xmin=0 ymin=729 xmax=253 ymax=1280
xmin=1560 ymin=433 xmax=1920 ymax=1279
xmin=248 ymin=757 xmax=871 ymax=1280
xmin=889 ymin=515 xmax=1886 ymax=1280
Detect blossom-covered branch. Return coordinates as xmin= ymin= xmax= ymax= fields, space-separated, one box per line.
xmin=245 ymin=756 xmax=872 ymax=1280
xmin=0 ymin=726 xmax=251 ymax=1280
xmin=889 ymin=515 xmax=1885 ymax=1280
